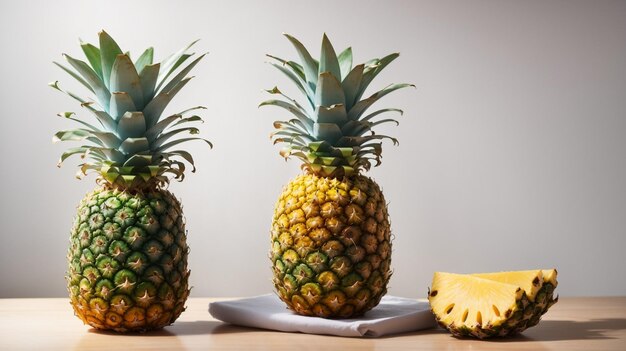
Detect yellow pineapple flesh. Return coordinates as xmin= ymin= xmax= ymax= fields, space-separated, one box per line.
xmin=472 ymin=270 xmax=543 ymax=301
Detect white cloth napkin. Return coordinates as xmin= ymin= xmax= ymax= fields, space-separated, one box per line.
xmin=208 ymin=294 xmax=436 ymax=337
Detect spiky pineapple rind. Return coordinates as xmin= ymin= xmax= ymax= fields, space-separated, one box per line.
xmin=67 ymin=186 xmax=190 ymax=332
xmin=271 ymin=174 xmax=392 ymax=318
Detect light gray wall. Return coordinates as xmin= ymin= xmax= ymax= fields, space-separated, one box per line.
xmin=0 ymin=0 xmax=624 ymax=298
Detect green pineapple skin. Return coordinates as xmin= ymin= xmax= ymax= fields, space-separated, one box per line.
xmin=67 ymin=186 xmax=190 ymax=332
xmin=526 ymin=282 xmax=558 ymax=328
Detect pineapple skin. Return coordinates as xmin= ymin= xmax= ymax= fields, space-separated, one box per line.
xmin=525 ymin=280 xmax=558 ymax=327
xmin=270 ymin=174 xmax=392 ymax=318
xmin=67 ymin=186 xmax=190 ymax=332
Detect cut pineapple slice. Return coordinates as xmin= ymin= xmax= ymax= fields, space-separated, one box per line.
xmin=428 ymin=270 xmax=559 ymax=339
xmin=429 ymin=272 xmax=529 ymax=338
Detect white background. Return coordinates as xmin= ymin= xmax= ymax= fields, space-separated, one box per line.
xmin=0 ymin=0 xmax=624 ymax=298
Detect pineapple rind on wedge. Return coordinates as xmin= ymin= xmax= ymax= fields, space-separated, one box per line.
xmin=429 ymin=270 xmax=558 ymax=339
xmin=473 ymin=269 xmax=559 ymax=327
xmin=262 ymin=34 xmax=413 ymax=318
xmin=53 ymin=30 xmax=210 ymax=332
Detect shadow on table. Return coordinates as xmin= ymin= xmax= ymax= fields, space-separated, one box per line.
xmin=437 ymin=318 xmax=626 ymax=343
xmin=210 ymin=323 xmax=277 ymax=334
xmin=167 ymin=321 xmax=282 ymax=336
xmin=520 ymin=318 xmax=626 ymax=341
xmin=85 ymin=321 xmax=225 ymax=336
xmin=376 ymin=318 xmax=626 ymax=342
xmin=376 ymin=327 xmax=445 ymax=339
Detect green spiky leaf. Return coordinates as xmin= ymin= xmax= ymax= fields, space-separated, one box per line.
xmin=319 ymin=34 xmax=341 ymax=81
xmin=143 ymin=77 xmax=193 ymax=128
xmin=80 ymin=42 xmax=103 ymax=79
xmin=355 ymin=53 xmax=400 ymax=102
xmin=139 ymin=63 xmax=160 ymax=102
xmin=134 ymin=47 xmax=154 ymax=74
xmin=63 ymin=54 xmax=111 ymax=109
xmin=337 ymin=47 xmax=353 ymax=80
xmin=109 ymin=92 xmax=137 ymax=120
xmin=53 ymin=62 xmax=94 ymax=93
xmin=157 ymin=39 xmax=199 ymax=89
xmin=266 ymin=54 xmax=305 ymax=80
xmin=342 ymin=64 xmax=364 ymax=111
xmin=152 ymin=127 xmax=200 ymax=149
xmin=283 ymin=33 xmax=319 ymax=89
xmin=119 ymin=137 xmax=150 ymax=154
xmin=155 ymin=137 xmax=212 ymax=152
xmin=348 ymin=83 xmax=414 ymax=121
xmin=315 ymin=72 xmax=345 ymax=108
xmin=117 ymin=112 xmax=147 ymax=140
xmin=313 ymin=123 xmax=342 ymax=143
xmin=122 ymin=154 xmax=152 ymax=167
xmin=260 ymin=99 xmax=313 ymax=128
xmin=110 ymin=54 xmax=144 ymax=109
xmin=267 ymin=62 xmax=314 ymax=108
xmin=316 ymin=104 xmax=347 ymax=125
xmin=98 ymin=30 xmax=123 ymax=90
xmin=158 ymin=53 xmax=206 ymax=94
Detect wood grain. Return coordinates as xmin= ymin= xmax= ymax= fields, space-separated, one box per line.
xmin=1 ymin=297 xmax=624 ymax=350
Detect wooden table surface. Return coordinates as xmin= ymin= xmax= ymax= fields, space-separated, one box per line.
xmin=1 ymin=297 xmax=625 ymax=350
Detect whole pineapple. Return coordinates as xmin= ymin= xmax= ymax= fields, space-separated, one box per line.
xmin=262 ymin=34 xmax=413 ymax=318
xmin=52 ymin=31 xmax=210 ymax=331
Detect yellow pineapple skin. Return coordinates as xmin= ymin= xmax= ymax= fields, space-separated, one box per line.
xmin=270 ymin=174 xmax=392 ymax=318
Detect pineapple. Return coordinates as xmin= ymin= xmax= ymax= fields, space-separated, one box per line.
xmin=262 ymin=33 xmax=413 ymax=318
xmin=428 ymin=270 xmax=558 ymax=339
xmin=51 ymin=31 xmax=210 ymax=332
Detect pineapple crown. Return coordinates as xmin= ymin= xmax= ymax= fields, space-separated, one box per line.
xmin=51 ymin=30 xmax=211 ymax=190
xmin=261 ymin=33 xmax=413 ymax=178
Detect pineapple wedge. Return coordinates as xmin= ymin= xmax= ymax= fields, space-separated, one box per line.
xmin=429 ymin=269 xmax=558 ymax=339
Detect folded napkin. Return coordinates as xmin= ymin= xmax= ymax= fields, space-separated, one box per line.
xmin=208 ymin=294 xmax=436 ymax=337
